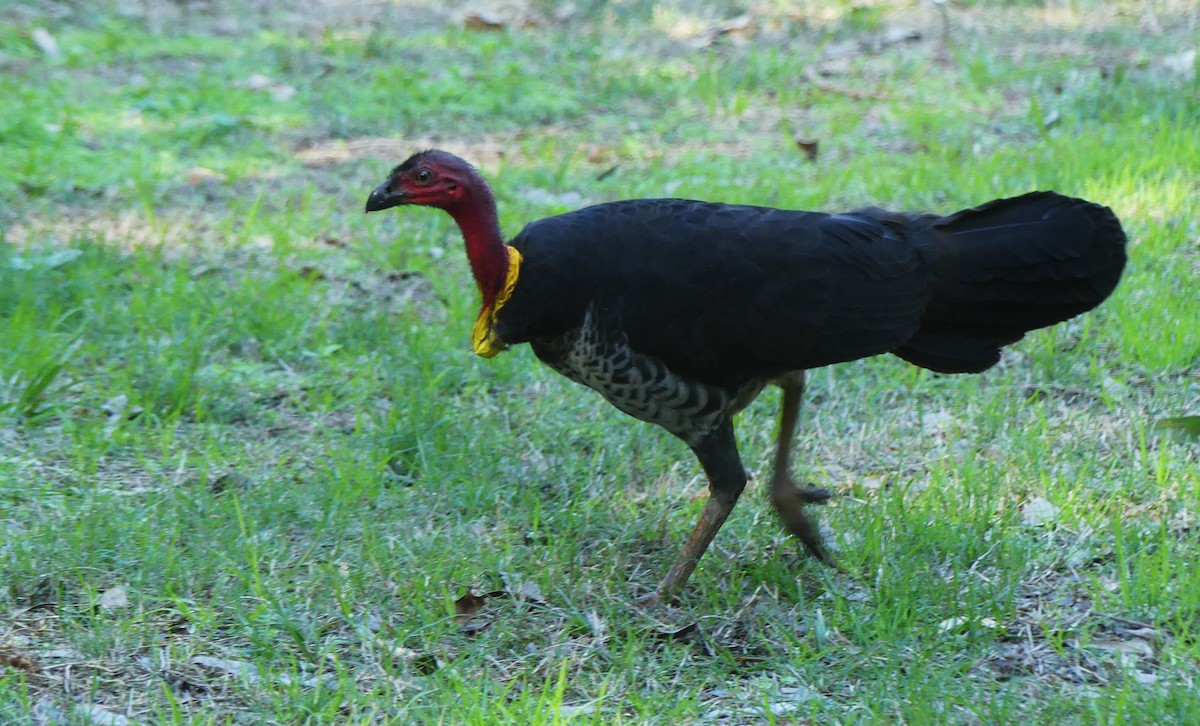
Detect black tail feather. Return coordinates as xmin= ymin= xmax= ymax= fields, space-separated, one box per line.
xmin=891 ymin=192 xmax=1127 ymax=374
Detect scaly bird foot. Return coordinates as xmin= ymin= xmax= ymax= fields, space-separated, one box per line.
xmin=770 ymin=478 xmax=835 ymax=566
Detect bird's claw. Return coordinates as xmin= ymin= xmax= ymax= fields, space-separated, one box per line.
xmin=771 ymin=477 xmax=837 ymax=567
xmin=797 ymin=484 xmax=833 ymax=504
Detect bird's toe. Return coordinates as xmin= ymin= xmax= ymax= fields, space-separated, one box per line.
xmin=798 ymin=484 xmax=834 ymax=504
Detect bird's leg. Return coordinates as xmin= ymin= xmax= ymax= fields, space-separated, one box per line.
xmin=642 ymin=423 xmax=747 ymax=605
xmin=769 ymin=373 xmax=834 ymax=564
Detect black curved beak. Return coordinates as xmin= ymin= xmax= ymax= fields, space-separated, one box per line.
xmin=365 ymin=181 xmax=408 ymax=213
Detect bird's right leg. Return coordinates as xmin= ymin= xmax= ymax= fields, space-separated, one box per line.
xmin=642 ymin=422 xmax=747 ymax=605
xmin=768 ymin=372 xmax=834 ymax=564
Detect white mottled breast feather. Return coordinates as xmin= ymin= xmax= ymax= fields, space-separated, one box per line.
xmin=533 ymin=305 xmax=765 ymax=445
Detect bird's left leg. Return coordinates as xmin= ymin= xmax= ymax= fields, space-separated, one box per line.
xmin=644 ymin=421 xmax=747 ymax=604
xmin=768 ymin=372 xmax=834 ymax=564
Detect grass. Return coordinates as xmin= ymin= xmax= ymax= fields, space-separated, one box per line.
xmin=2 ymin=0 xmax=1199 ymax=722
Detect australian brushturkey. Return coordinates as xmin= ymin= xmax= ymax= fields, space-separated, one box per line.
xmin=365 ymin=150 xmax=1126 ymax=602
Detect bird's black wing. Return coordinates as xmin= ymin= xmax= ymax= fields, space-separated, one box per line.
xmin=499 ymin=199 xmax=933 ymax=387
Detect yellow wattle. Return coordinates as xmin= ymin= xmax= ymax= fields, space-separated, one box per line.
xmin=471 ymin=246 xmax=523 ymax=358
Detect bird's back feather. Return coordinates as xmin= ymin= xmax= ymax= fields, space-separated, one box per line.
xmin=494 ymin=192 xmax=1125 ymax=388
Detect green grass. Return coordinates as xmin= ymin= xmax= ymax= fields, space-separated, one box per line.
xmin=2 ymin=0 xmax=1199 ymax=722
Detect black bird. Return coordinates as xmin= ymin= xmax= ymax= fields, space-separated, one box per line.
xmin=366 ymin=150 xmax=1126 ymax=602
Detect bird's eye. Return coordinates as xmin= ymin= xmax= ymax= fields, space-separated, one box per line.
xmin=414 ymin=168 xmax=433 ymax=185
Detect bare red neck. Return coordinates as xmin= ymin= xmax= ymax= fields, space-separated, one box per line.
xmin=444 ymin=180 xmax=510 ymax=310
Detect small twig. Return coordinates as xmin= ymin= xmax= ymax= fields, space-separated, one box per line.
xmin=804 ymin=66 xmax=891 ymax=101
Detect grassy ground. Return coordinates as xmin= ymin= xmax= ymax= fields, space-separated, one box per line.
xmin=2 ymin=0 xmax=1198 ymax=722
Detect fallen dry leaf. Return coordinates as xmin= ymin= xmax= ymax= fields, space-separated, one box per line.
xmin=942 ymin=615 xmax=1001 ymax=633
xmin=453 ymin=589 xmax=507 ymax=634
xmin=462 ymin=11 xmax=507 ymax=30
xmin=185 ymin=167 xmax=226 ymax=185
xmin=0 ymin=651 xmax=39 ymax=673
xmin=98 ymin=585 xmax=129 ymax=611
xmin=193 ymin=655 xmax=259 ymax=681
xmin=1088 ymin=637 xmax=1154 ymax=658
xmin=454 ymin=589 xmax=507 ymax=621
xmin=1021 ymin=496 xmax=1059 ymax=526
xmin=938 ymin=616 xmax=968 ymax=633
xmin=31 ymin=28 xmax=60 ymax=58
xmin=794 ymin=137 xmax=819 ymax=162
xmin=514 ymin=578 xmax=547 ymax=605
xmin=459 ymin=1 xmax=543 ymax=31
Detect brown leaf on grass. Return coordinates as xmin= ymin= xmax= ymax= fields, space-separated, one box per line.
xmin=462 ymin=11 xmax=508 ymax=31
xmin=452 ymin=579 xmax=548 ymax=633
xmin=454 ymin=589 xmax=507 ymax=634
xmin=185 ymin=167 xmax=226 ymax=185
xmin=454 ymin=589 xmax=507 ymax=621
xmin=794 ymin=137 xmax=819 ymax=162
xmin=460 ymin=3 xmax=542 ymax=31
xmin=0 ymin=651 xmax=40 ymax=673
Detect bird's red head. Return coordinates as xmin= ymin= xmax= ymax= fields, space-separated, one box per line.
xmin=365 ymin=149 xmax=482 ymax=213
xmin=365 ymin=150 xmax=510 ymax=308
